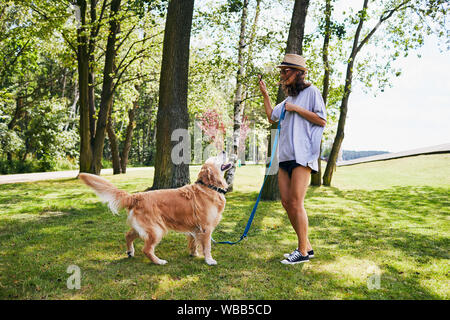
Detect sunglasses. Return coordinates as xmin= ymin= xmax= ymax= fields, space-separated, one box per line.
xmin=280 ymin=68 xmax=295 ymax=75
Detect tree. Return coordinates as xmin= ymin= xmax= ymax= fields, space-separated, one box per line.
xmin=322 ymin=0 xmax=447 ymax=186
xmin=90 ymin=0 xmax=122 ymax=174
xmin=150 ymin=0 xmax=195 ymax=190
xmin=107 ymin=97 xmax=138 ymax=174
xmin=75 ymin=0 xmax=93 ymax=173
xmin=0 ymin=1 xmax=79 ymax=172
xmin=73 ymin=0 xmax=123 ymax=175
xmin=224 ymin=0 xmax=249 ymax=192
xmin=261 ymin=0 xmax=310 ymax=200
xmin=103 ymin=3 xmax=165 ymax=174
xmin=310 ymin=0 xmax=332 ymax=186
xmin=56 ymin=0 xmax=163 ymax=175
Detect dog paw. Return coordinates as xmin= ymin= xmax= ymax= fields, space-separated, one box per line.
xmin=205 ymin=258 xmax=217 ymax=266
xmin=127 ymin=251 xmax=134 ymax=258
xmin=155 ymin=259 xmax=168 ymax=265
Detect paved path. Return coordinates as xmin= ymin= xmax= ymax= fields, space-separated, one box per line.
xmin=0 ymin=167 xmax=151 ymax=185
xmin=337 ymin=143 xmax=450 ymax=166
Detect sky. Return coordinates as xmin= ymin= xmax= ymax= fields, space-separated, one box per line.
xmin=324 ymin=1 xmax=450 ymax=153
xmin=304 ymin=1 xmax=449 ymax=153
xmin=341 ymin=35 xmax=450 ymax=153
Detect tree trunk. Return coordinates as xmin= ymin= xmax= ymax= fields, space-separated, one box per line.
xmin=244 ymin=0 xmax=261 ymax=81
xmin=8 ymin=97 xmax=24 ymax=131
xmin=120 ymin=101 xmax=137 ymax=174
xmin=323 ymin=0 xmax=368 ymax=186
xmin=77 ymin=0 xmax=93 ymax=173
xmin=311 ymin=0 xmax=331 ymax=187
xmin=65 ymin=77 xmax=79 ymax=131
xmin=225 ymin=0 xmax=249 ymax=192
xmin=61 ymin=68 xmax=67 ymax=99
xmin=88 ymin=0 xmax=98 ymax=141
xmin=150 ymin=0 xmax=194 ymax=190
xmin=88 ymin=72 xmax=96 ymax=141
xmin=5 ymin=97 xmax=24 ymax=161
xmin=285 ymin=0 xmax=309 ymax=55
xmin=241 ymin=0 xmax=261 ymax=110
xmin=90 ymin=0 xmax=121 ymax=175
xmin=145 ymin=98 xmax=154 ymax=165
xmin=261 ymin=0 xmax=309 ymax=200
xmin=260 ymin=120 xmax=280 ymax=200
xmin=107 ymin=103 xmax=121 ymax=174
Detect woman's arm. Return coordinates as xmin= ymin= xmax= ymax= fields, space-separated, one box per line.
xmin=285 ymin=102 xmax=326 ymax=127
xmin=259 ymin=78 xmax=276 ymax=124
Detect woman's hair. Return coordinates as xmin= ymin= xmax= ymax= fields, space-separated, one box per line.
xmin=282 ymin=70 xmax=311 ymax=96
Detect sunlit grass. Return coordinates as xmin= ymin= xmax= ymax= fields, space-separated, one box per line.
xmin=0 ymin=154 xmax=448 ymax=299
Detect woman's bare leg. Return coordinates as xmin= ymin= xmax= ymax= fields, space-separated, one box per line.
xmin=278 ymin=168 xmax=291 ymax=215
xmin=289 ymin=165 xmax=312 ymax=256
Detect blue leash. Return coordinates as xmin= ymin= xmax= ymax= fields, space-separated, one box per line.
xmin=212 ymin=103 xmax=286 ymax=245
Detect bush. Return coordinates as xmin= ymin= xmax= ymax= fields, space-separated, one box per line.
xmin=0 ymin=159 xmax=39 ymax=174
xmin=0 ymin=156 xmax=78 ymax=174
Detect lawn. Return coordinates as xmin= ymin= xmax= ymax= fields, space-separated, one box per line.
xmin=0 ymin=154 xmax=449 ymax=299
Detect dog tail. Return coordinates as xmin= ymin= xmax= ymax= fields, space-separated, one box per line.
xmin=79 ymin=173 xmax=132 ymax=215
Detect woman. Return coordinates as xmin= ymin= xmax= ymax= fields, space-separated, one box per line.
xmin=259 ymin=54 xmax=326 ymax=264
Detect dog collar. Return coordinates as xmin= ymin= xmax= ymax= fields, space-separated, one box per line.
xmin=195 ymin=180 xmax=228 ymax=194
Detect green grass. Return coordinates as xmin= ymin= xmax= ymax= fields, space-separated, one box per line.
xmin=0 ymin=154 xmax=449 ymax=299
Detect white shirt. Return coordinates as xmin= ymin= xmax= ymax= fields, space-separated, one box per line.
xmin=270 ymin=85 xmax=326 ymax=173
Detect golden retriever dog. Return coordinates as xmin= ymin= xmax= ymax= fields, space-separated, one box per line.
xmin=79 ymin=152 xmax=231 ymax=265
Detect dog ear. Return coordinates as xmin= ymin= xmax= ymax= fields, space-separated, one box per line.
xmin=206 ymin=167 xmax=215 ymax=185
xmin=199 ymin=165 xmax=217 ymax=185
xmin=198 ymin=166 xmax=211 ymax=185
xmin=198 ymin=164 xmax=228 ymax=189
xmin=207 ymin=166 xmax=228 ymax=189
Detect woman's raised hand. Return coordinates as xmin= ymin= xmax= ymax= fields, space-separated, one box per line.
xmin=258 ymin=75 xmax=269 ymax=98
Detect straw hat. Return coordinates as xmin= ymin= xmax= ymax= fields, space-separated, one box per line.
xmin=276 ymin=53 xmax=308 ymax=71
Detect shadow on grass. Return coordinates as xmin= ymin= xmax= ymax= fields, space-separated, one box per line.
xmin=209 ymin=185 xmax=449 ymax=299
xmin=0 ymin=182 xmax=448 ymax=299
xmin=319 ymin=186 xmax=449 ymax=259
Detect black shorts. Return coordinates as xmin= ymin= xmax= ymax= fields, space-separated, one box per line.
xmin=279 ymin=160 xmax=314 ymax=177
xmin=279 ymin=160 xmax=302 ymax=178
